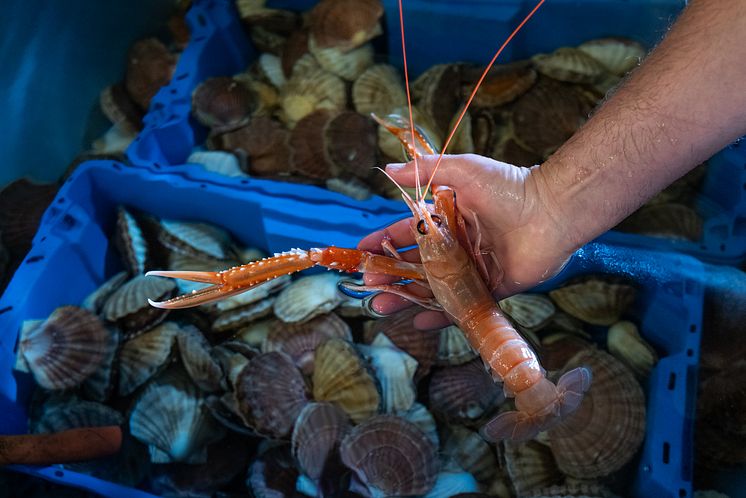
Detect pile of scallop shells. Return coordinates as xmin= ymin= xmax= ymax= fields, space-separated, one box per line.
xmin=15 ymin=206 xmax=664 ymax=496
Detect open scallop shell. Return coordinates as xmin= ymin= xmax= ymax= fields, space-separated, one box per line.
xmin=292 ymin=402 xmax=351 ymax=480
xmin=309 ymin=36 xmax=374 ymax=81
xmin=532 ymin=47 xmax=610 ymax=84
xmin=463 ymin=62 xmax=537 ymax=107
xmin=125 ymin=38 xmax=176 ymax=111
xmin=308 ymin=0 xmax=383 ymax=52
xmin=102 ymin=275 xmax=175 ymax=338
xmin=19 ymin=307 xmax=114 ymax=390
xmin=158 ymin=220 xmax=234 ymax=261
xmin=616 ymin=203 xmax=703 ymax=241
xmin=114 ymin=207 xmax=148 ymax=275
xmin=324 ymin=110 xmax=378 ymax=178
xmin=442 ymin=425 xmax=499 ymax=484
xmin=119 ymin=322 xmax=180 ymax=396
xmin=352 ymin=64 xmax=406 ymax=117
xmin=274 ymin=272 xmax=346 ymax=323
xmin=499 ymin=293 xmax=556 ymax=331
xmin=502 ymin=440 xmax=563 ymax=496
xmin=290 ymin=109 xmax=337 ymax=179
xmin=234 ymin=351 xmax=309 ymax=437
xmin=437 ymin=325 xmax=479 ymax=365
xmin=263 ymin=312 xmax=352 ymax=375
xmin=548 ymin=349 xmax=646 ymax=478
xmin=340 ymin=415 xmax=438 ymax=496
xmin=607 ymin=321 xmax=658 ymax=378
xmin=429 ymin=359 xmax=504 ymax=424
xmin=358 ymin=334 xmax=418 ymax=414
xmin=177 ymin=326 xmax=224 ymax=393
xmin=313 ymin=338 xmax=380 ymax=423
xmin=280 ymin=64 xmax=346 ymax=127
xmin=577 ymin=37 xmax=646 ymax=76
xmin=548 ymin=275 xmax=637 ymax=326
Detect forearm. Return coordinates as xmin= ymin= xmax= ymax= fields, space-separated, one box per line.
xmin=533 ymin=0 xmax=746 ymax=251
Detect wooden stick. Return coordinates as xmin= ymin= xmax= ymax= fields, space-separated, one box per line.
xmin=0 ymin=426 xmax=122 ymax=466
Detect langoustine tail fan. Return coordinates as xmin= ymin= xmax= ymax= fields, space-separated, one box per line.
xmin=147 ymin=0 xmax=591 ymax=442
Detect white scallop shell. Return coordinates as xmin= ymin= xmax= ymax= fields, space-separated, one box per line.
xmin=274 ymin=272 xmax=345 ymax=323
xmin=187 ymin=150 xmax=246 ymax=178
xmin=309 ymin=36 xmax=374 ymax=81
xmin=119 ymin=322 xmax=180 ymax=396
xmin=177 ymin=326 xmax=225 ymax=393
xmin=437 ymin=325 xmax=478 ymax=365
xmin=159 ymin=219 xmax=234 ymax=260
xmin=357 ymin=334 xmax=418 ymax=413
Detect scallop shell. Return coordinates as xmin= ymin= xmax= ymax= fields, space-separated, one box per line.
xmin=539 ymin=333 xmax=594 ymax=372
xmin=81 ymin=271 xmax=128 ymax=314
xmin=616 ymin=203 xmax=703 ymax=241
xmin=114 ymin=207 xmax=148 ymax=274
xmin=35 ymin=399 xmax=123 ymax=434
xmin=364 ymin=307 xmax=439 ymax=381
xmin=548 ymin=275 xmax=637 ymax=326
xmin=313 ymin=338 xmax=380 ymax=423
xmin=125 ymin=38 xmax=176 ymax=110
xmin=577 ymin=37 xmax=646 ymax=76
xmin=463 ymin=62 xmax=537 ymax=107
xmin=548 ymin=349 xmax=646 ymax=478
xmin=308 ymin=0 xmax=383 ymax=52
xmin=530 ymin=480 xmax=620 ymax=498
xmin=99 ymin=83 xmax=143 ymax=133
xmin=491 ymin=136 xmax=543 ymax=168
xmin=340 ymin=415 xmax=438 ymax=496
xmin=248 ymin=23 xmax=287 ymax=55
xmin=130 ymin=368 xmax=225 ymax=464
xmin=437 ymin=325 xmax=479 ymax=365
xmin=212 ymin=296 xmax=276 ymax=334
xmin=401 ymin=402 xmax=440 ymax=447
xmin=499 ymin=294 xmax=556 ymax=331
xmin=502 ymin=440 xmax=563 ymax=496
xmin=429 ymin=359 xmax=504 ymax=423
xmin=606 ymin=321 xmax=658 ymax=378
xmin=191 ymin=77 xmax=257 ymax=133
xmin=102 ymin=275 xmax=176 ymax=337
xmin=235 ymin=351 xmax=309 ymax=437
xmin=159 ymin=219 xmax=234 ymax=261
xmin=375 ymin=105 xmax=443 ymax=161
xmin=216 ymin=117 xmax=292 ymax=177
xmin=212 ymin=341 xmax=258 ymax=387
xmin=292 ymin=402 xmax=351 ymax=480
xmin=82 ymin=327 xmax=120 ymax=402
xmin=425 ymin=467 xmax=480 ymax=498
xmin=358 ymin=334 xmax=418 ymax=413
xmin=91 ymin=124 xmax=138 ymax=154
xmin=236 ymin=318 xmax=275 ymax=348
xmin=177 ymin=326 xmax=224 ymax=393
xmin=412 ymin=63 xmax=463 ymax=136
xmin=247 ymin=445 xmax=299 ymax=498
xmin=0 ymin=179 xmax=58 ymax=259
xmin=186 ymin=150 xmax=246 ymax=178
xmin=119 ymin=322 xmax=180 ymax=396
xmin=310 ymin=37 xmax=374 ymax=81
xmin=326 ymin=176 xmax=373 ymax=200
xmin=511 ymin=79 xmax=594 ymax=157
xmin=290 ymin=109 xmax=337 ymax=179
xmin=281 ymin=29 xmax=310 ymax=78
xmin=442 ymin=425 xmax=499 ymax=484
xmin=258 ymin=53 xmax=286 ymax=88
xmin=324 ymin=110 xmax=378 ymax=178
xmin=448 ymin=110 xmax=475 ymax=154
xmin=532 ymin=47 xmax=610 ymax=84
xmin=263 ymin=312 xmax=352 ymax=375
xmin=274 ymin=272 xmax=345 ymax=323
xmin=280 ymin=65 xmax=346 ymax=126
xmin=352 ymin=64 xmax=406 ymax=117
xmin=19 ymin=307 xmax=113 ymax=390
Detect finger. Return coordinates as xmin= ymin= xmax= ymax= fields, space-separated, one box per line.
xmin=385 ymin=154 xmax=473 ymax=189
xmin=369 ymin=293 xmax=414 ymax=315
xmin=358 ymin=218 xmax=416 ymax=252
xmin=413 ymin=310 xmax=453 ymax=330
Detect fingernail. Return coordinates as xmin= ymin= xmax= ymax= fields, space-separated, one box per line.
xmin=386 ymin=163 xmax=405 ymax=172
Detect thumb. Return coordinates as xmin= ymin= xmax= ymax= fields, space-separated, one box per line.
xmin=385 ymin=154 xmax=466 ymax=189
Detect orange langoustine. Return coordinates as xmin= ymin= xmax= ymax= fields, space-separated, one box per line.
xmin=146 ymin=0 xmax=591 ymax=441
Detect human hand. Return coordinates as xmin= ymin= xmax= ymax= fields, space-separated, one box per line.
xmin=358 ymin=154 xmax=577 ymax=330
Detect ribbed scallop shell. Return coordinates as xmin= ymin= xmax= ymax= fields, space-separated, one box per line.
xmin=502 ymin=440 xmax=563 ymax=496
xmin=352 ymin=64 xmax=406 ymax=117
xmin=258 ymin=53 xmax=286 ymax=88
xmin=577 ymin=37 xmax=646 ymax=76
xmin=125 ymin=38 xmax=176 ymax=110
xmin=324 ymin=111 xmax=378 ymax=178
xmin=616 ymin=203 xmax=703 ymax=241
xmin=291 ymin=402 xmax=351 ymax=480
xmin=358 ymin=334 xmax=418 ymax=413
xmin=100 ymin=83 xmax=143 ymax=133
xmin=429 ymin=359 xmax=504 ymax=423
xmin=340 ymin=415 xmax=438 ymax=496
xmin=425 ymin=468 xmax=479 ymax=498
xmin=217 ymin=117 xmax=292 ymax=177
xmin=177 ymin=326 xmax=224 ymax=393
xmin=130 ymin=368 xmax=225 ymax=464
xmin=82 ymin=327 xmax=120 ymax=402
xmin=186 ymin=151 xmax=246 ymax=178
xmin=35 ymin=399 xmax=123 ymax=433
xmin=102 ymin=275 xmax=175 ymax=337
xmin=412 ymin=63 xmax=463 ymax=136
xmin=364 ymin=307 xmax=439 ymax=381
xmin=82 ymin=271 xmax=128 ymax=314
xmin=464 ymin=62 xmax=537 ymax=107
xmin=263 ymin=313 xmax=352 ymax=374
xmin=437 ymin=325 xmax=478 ymax=365
xmin=235 ymin=351 xmax=309 ymax=437
xmin=119 ymin=322 xmax=180 ymax=396
xmin=158 ymin=220 xmax=234 ymax=261
xmin=607 ymin=321 xmax=658 ymax=378
xmin=401 ymin=403 xmax=440 ymax=447
xmin=548 ymin=349 xmax=646 ymax=478
xmin=532 ymin=47 xmax=610 ymax=83
xmin=309 ymin=37 xmax=374 ymax=81
xmin=192 ymin=77 xmax=257 ymax=133
xmin=499 ymin=294 xmax=556 ymax=331
xmin=308 ymin=0 xmax=383 ymax=51
xmin=539 ymin=333 xmax=594 ymax=372
xmin=442 ymin=425 xmax=499 ymax=484
xmin=548 ymin=275 xmax=637 ymax=326
xmin=280 ymin=65 xmax=346 ymax=126
xmin=274 ymin=272 xmax=345 ymax=323
xmin=289 ymin=109 xmax=336 ymax=179
xmin=236 ymin=318 xmax=275 ymax=348
xmin=213 ymin=297 xmax=276 ymax=334
xmin=313 ymin=338 xmax=380 ymax=423
xmin=19 ymin=306 xmax=113 ymax=390
xmin=114 ymin=207 xmax=148 ymax=274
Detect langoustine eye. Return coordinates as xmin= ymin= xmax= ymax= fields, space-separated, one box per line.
xmin=416 ymin=215 xmax=443 ymax=235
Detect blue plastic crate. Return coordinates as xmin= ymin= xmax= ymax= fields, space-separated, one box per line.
xmin=0 ymin=160 xmax=702 ymax=497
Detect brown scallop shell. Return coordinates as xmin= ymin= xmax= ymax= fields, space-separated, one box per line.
xmin=616 ymin=203 xmax=703 ymax=241
xmin=309 ymin=0 xmax=383 ymax=52
xmin=539 ymin=333 xmax=594 ymax=371
xmin=499 ymin=293 xmax=556 ymax=331
xmin=290 ymin=109 xmax=337 ymax=179
xmin=340 ymin=415 xmax=438 ymax=496
xmin=548 ymin=275 xmax=637 ymax=326
xmin=247 ymin=445 xmax=300 ymax=498
xmin=429 ymin=359 xmax=504 ymax=423
xmin=125 ymin=38 xmax=177 ymax=111
xmin=437 ymin=325 xmax=479 ymax=365
xmin=100 ymin=84 xmax=144 ymax=133
xmin=401 ymin=403 xmax=440 ymax=447
xmin=35 ymin=398 xmax=123 ymax=435
xmin=442 ymin=425 xmax=499 ymax=484
xmin=216 ymin=117 xmax=292 ymax=177
xmin=102 ymin=275 xmax=176 ymax=337
xmin=312 ymin=338 xmax=380 ymax=423
xmin=19 ymin=307 xmax=114 ymax=390
xmin=234 ymin=352 xmax=309 ymax=438
xmin=81 ymin=271 xmax=128 ymax=314
xmin=470 ymin=108 xmax=508 ymax=157
xmin=0 ymin=179 xmax=58 ymax=260
xmin=502 ymin=440 xmax=563 ymax=496
xmin=463 ymin=62 xmax=537 ymax=107
xmin=118 ymin=322 xmax=180 ymax=396
xmin=412 ymin=63 xmax=463 ymax=137
xmin=577 ymin=37 xmax=646 ymax=76
xmin=280 ymin=64 xmax=346 ymax=126
xmin=264 ymin=313 xmax=352 ymax=375
xmin=291 ymin=402 xmax=352 ymax=480
xmin=114 ymin=207 xmax=148 ymax=275
xmin=352 ymin=64 xmax=406 ymax=117
xmin=309 ymin=36 xmax=375 ymax=81
xmin=532 ymin=47 xmax=610 ymax=84
xmin=324 ymin=111 xmax=378 ymax=178
xmin=548 ymin=349 xmax=646 ymax=478
xmin=491 ymin=135 xmax=543 ymax=167
xmin=81 ymin=326 xmax=120 ymax=402
xmin=192 ymin=77 xmax=257 ymax=133
xmin=212 ymin=297 xmax=276 ymax=334
xmin=511 ymin=79 xmax=594 ymax=157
